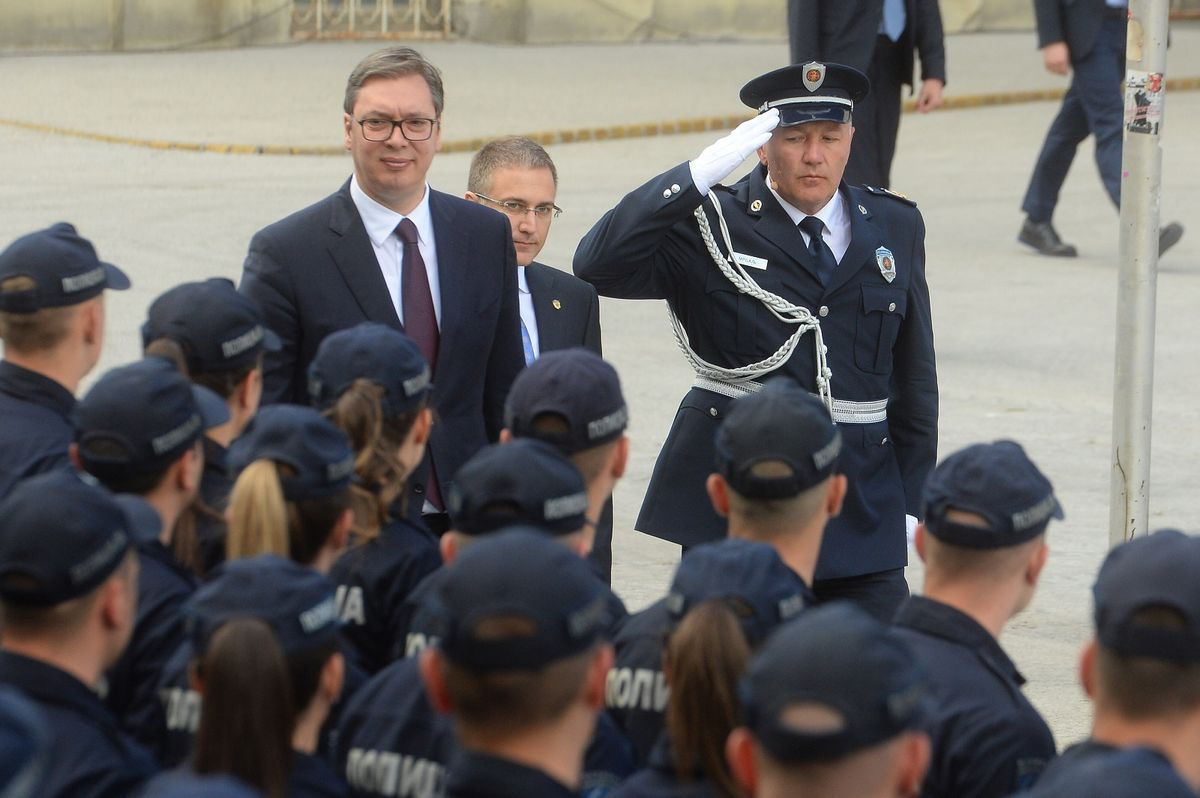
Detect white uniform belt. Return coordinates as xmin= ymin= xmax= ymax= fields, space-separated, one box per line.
xmin=692 ymin=377 xmax=888 ymax=425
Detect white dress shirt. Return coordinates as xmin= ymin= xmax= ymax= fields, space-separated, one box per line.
xmin=767 ymin=177 xmax=852 ymax=264
xmin=517 ymin=267 xmax=541 ymax=360
xmin=349 ymin=175 xmax=442 ymax=326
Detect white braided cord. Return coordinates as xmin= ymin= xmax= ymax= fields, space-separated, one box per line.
xmin=666 ymin=191 xmax=834 ymax=413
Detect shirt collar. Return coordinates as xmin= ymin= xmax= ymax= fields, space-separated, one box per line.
xmin=894 ymin=595 xmax=1025 ymax=685
xmin=518 ymin=267 xmax=531 ymax=295
xmin=765 ymin=176 xmax=847 ymax=231
xmin=350 ymin=175 xmax=436 ymax=250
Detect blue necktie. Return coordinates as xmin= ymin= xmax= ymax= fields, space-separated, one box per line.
xmin=880 ymin=0 xmax=906 ymax=41
xmin=799 ymin=216 xmax=838 ymax=286
xmin=520 ymin=317 xmax=536 ymax=366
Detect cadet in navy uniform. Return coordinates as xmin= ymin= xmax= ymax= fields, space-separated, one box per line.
xmin=727 ymin=603 xmax=932 ymax=798
xmin=72 ymin=358 xmax=230 ymax=759
xmin=0 ymin=684 xmax=49 ymax=796
xmin=0 ymin=470 xmax=159 ymax=798
xmin=310 ymin=323 xmax=441 ymax=675
xmin=575 ymin=62 xmax=937 ymax=620
xmin=610 ymin=539 xmax=808 ymax=798
xmin=140 ymin=278 xmax=281 ymax=576
xmin=1023 ymin=529 xmax=1200 ymax=796
xmin=893 ymin=441 xmax=1059 ymax=797
xmin=419 ymin=528 xmax=616 ymax=798
xmin=0 ymin=223 xmax=131 ymax=499
xmin=608 ymin=379 xmax=832 ymax=762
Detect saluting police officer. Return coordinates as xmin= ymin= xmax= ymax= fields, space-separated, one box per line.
xmin=574 ymin=62 xmax=937 ymax=620
xmin=893 ymin=441 xmax=1059 ymax=797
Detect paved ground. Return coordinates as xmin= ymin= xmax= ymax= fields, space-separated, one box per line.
xmin=2 ymin=26 xmax=1200 ymax=747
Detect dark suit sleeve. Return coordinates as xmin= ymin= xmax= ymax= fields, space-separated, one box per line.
xmin=914 ymin=0 xmax=947 ymax=84
xmin=484 ymin=225 xmax=524 ymax=442
xmin=1033 ymin=0 xmax=1067 ymax=49
xmin=788 ymin=0 xmax=822 ymax=63
xmin=240 ymin=227 xmax=303 ymax=404
xmin=584 ymin=286 xmax=603 ymax=356
xmin=889 ymin=209 xmax=938 ymax=516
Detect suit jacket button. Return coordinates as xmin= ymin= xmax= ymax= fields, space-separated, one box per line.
xmin=414 ymin=484 xmax=425 ymax=495
xmin=818 ymin=305 xmax=829 ymax=317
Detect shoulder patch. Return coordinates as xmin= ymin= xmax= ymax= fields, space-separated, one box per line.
xmin=862 ymin=184 xmax=918 ymax=206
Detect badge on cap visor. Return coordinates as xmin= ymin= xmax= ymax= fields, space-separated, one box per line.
xmin=876 ymin=247 xmax=897 ymax=283
xmin=802 ymin=62 xmax=826 ymax=92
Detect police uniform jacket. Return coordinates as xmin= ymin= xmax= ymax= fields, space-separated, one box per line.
xmin=573 ymin=162 xmax=937 ymax=578
xmin=194 ymin=436 xmax=233 ymax=576
xmin=608 ymin=736 xmax=719 ymax=798
xmin=0 ymin=361 xmax=75 ymax=501
xmin=606 ymin=599 xmax=672 ymax=763
xmin=332 ymin=517 xmax=442 ymax=674
xmin=892 ymin=596 xmax=1055 ymax=797
xmin=446 ymin=751 xmax=577 ymax=798
xmin=1019 ymin=740 xmax=1195 ymax=798
xmin=290 ymin=749 xmax=351 ymax=797
xmin=0 ymin=651 xmax=157 ymax=798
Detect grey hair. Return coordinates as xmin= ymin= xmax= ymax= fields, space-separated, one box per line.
xmin=467 ymin=136 xmax=558 ymax=194
xmin=343 ymin=46 xmax=445 ymax=116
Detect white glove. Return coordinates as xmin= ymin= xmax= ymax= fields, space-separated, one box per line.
xmin=688 ymin=108 xmax=780 ymax=193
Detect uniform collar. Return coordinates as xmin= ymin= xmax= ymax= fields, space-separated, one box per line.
xmin=764 ymin=175 xmax=848 ymax=234
xmin=0 ymin=650 xmax=107 ymax=715
xmin=893 ymin=595 xmax=1025 ymax=686
xmin=350 ymin=174 xmax=436 ymax=251
xmin=288 ymin=750 xmax=347 ymax=797
xmin=447 ymin=750 xmax=577 ymax=798
xmin=0 ymin=360 xmax=76 ymax=418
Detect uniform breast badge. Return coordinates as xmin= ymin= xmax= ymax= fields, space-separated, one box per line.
xmin=875 ymin=247 xmax=897 ymax=283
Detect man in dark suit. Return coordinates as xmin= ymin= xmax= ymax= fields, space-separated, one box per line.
xmin=1019 ymin=0 xmax=1183 ymax=257
xmin=574 ymin=62 xmax=938 ymax=621
xmin=788 ymin=0 xmax=946 ymax=190
xmin=464 ymin=136 xmax=616 ymax=581
xmin=240 ymin=47 xmax=524 ymax=531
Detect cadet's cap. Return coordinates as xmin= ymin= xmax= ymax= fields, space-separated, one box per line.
xmin=308 ymin=322 xmax=431 ymax=417
xmin=922 ymin=440 xmax=1062 ymax=549
xmin=740 ymin=62 xmax=870 ymax=127
xmin=430 ymin=527 xmax=612 ymax=670
xmin=184 ymin=555 xmax=341 ymax=657
xmin=714 ymin=377 xmax=841 ymax=500
xmin=504 ymin=348 xmax=628 ymax=455
xmin=0 ymin=471 xmax=149 ymax=607
xmin=141 ymin=772 xmax=263 ymax=798
xmin=227 ymin=404 xmax=355 ymax=501
xmin=0 ymin=223 xmax=131 ymax=313
xmin=448 ymin=439 xmax=589 ymax=536
xmin=667 ymin=539 xmax=809 ymax=646
xmin=141 ymin=278 xmax=281 ymax=373
xmin=0 ymin=685 xmax=48 ymax=796
xmin=74 ymin=358 xmax=230 ymax=480
xmin=1093 ymin=529 xmax=1200 ymax=662
xmin=740 ymin=603 xmax=927 ymax=763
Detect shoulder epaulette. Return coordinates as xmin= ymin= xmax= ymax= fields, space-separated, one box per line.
xmin=862 ymin=184 xmax=918 ymax=206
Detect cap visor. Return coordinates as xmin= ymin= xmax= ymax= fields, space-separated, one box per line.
xmin=192 ymin=384 xmax=232 ymax=429
xmin=102 ymin=262 xmax=132 ymax=291
xmin=778 ymin=105 xmax=852 ymax=126
xmin=261 ymin=326 xmax=283 ymax=352
xmin=112 ymin=494 xmax=163 ymax=543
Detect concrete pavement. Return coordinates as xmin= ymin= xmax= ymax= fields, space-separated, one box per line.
xmin=2 ymin=27 xmax=1200 ymax=746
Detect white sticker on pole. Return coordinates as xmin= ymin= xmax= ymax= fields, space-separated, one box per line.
xmin=1125 ymin=70 xmax=1164 ymax=136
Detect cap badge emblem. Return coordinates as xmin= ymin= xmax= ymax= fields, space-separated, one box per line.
xmin=802 ymin=62 xmax=826 ymax=92
xmin=875 ymin=247 xmax=897 ymax=283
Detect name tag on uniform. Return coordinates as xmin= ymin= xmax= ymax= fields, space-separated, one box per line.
xmin=733 ymin=252 xmax=768 ymax=270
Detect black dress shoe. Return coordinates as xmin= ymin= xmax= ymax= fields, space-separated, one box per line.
xmin=1160 ymin=222 xmax=1184 ymax=256
xmin=1019 ymin=218 xmax=1078 ymax=257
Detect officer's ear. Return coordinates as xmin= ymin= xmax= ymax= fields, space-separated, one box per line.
xmin=914 ymin=523 xmax=929 ymax=563
xmin=725 ymin=727 xmax=760 ymax=796
xmin=439 ymin=532 xmax=458 ymax=565
xmin=68 ymin=442 xmax=84 ymax=471
xmin=464 ymin=191 xmax=480 ymax=204
xmin=706 ymin=474 xmax=731 ymax=518
xmin=411 ymin=407 xmax=433 ymax=447
xmin=1079 ymin=639 xmax=1098 ymax=700
xmin=321 ymin=651 xmax=346 ymax=705
xmin=581 ymin=644 xmax=614 ymax=712
xmin=418 ymin=648 xmax=453 ymax=714
xmin=826 ymin=474 xmax=848 ymax=518
xmin=611 ymin=435 xmax=630 ymax=480
xmin=498 ymin=428 xmax=513 ymax=444
xmin=896 ymin=731 xmax=932 ymax=797
xmin=1026 ymin=540 xmax=1050 ymax=587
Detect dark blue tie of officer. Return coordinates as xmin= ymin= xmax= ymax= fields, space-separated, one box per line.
xmin=798 ymin=216 xmax=837 ymax=285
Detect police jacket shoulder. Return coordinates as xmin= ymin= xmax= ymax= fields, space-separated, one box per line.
xmin=608 ymin=736 xmax=719 ymax=798
xmin=860 ymin=184 xmax=919 ymax=207
xmin=0 ymin=651 xmax=157 ymax=798
xmin=0 ymin=360 xmax=76 ymax=499
xmin=289 ymin=750 xmax=350 ymax=798
xmin=1019 ymin=740 xmax=1194 ymax=798
xmin=446 ymin=751 xmax=576 ymax=798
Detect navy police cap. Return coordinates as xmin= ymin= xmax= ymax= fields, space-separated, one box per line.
xmin=0 ymin=223 xmax=130 ymax=313
xmin=183 ymin=555 xmax=341 ymax=658
xmin=75 ymin=358 xmax=231 ymax=480
xmin=142 ymin=278 xmax=281 ymax=374
xmin=448 ymin=439 xmax=589 ymax=536
xmin=504 ymin=348 xmax=628 ymax=455
xmin=740 ymin=61 xmax=870 ymax=127
xmin=1093 ymin=529 xmax=1200 ymax=663
xmin=308 ymin=322 xmax=431 ymax=418
xmin=739 ymin=603 xmax=927 ymax=764
xmin=922 ymin=440 xmax=1062 ymax=549
xmin=714 ymin=377 xmax=841 ymax=500
xmin=0 ymin=471 xmax=153 ymax=607
xmin=227 ymin=404 xmax=355 ymax=501
xmin=667 ymin=539 xmax=809 ymax=647
xmin=429 ymin=527 xmax=611 ymax=671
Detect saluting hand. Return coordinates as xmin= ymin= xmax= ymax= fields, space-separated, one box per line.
xmin=689 ymin=108 xmax=780 ymax=193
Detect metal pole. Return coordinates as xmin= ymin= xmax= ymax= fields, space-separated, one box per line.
xmin=1109 ymin=0 xmax=1170 ymax=547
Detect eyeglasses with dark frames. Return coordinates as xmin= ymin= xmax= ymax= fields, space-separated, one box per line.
xmin=355 ymin=117 xmax=439 ymax=142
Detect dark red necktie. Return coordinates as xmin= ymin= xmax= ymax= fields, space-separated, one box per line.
xmin=396 ymin=218 xmax=443 ymax=510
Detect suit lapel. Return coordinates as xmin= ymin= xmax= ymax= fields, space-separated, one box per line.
xmin=428 ymin=190 xmax=465 ymax=364
xmin=825 ymin=186 xmax=886 ymax=296
xmin=525 ymin=263 xmax=564 ymax=352
xmin=328 ymin=182 xmax=401 ymax=328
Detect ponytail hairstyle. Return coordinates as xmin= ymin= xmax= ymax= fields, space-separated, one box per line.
xmin=225 ymin=459 xmax=351 ymax=567
xmin=193 ymin=618 xmax=293 ymax=798
xmin=322 ymin=378 xmax=426 ymax=540
xmin=664 ymin=599 xmax=753 ymax=798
